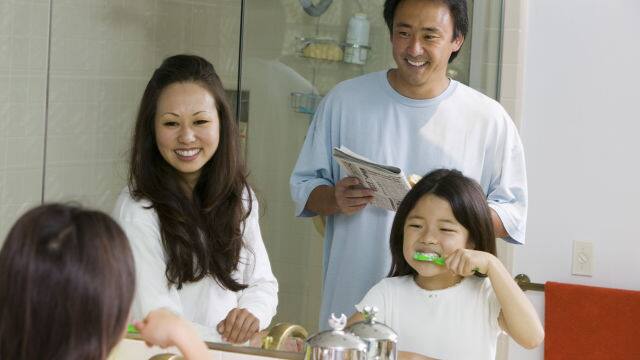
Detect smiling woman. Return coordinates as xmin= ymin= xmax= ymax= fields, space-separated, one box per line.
xmin=112 ymin=55 xmax=278 ymax=344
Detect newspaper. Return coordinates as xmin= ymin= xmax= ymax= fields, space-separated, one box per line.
xmin=332 ymin=146 xmax=410 ymax=211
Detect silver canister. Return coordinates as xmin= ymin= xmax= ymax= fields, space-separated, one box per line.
xmin=305 ymin=314 xmax=367 ymax=360
xmin=345 ymin=306 xmax=398 ymax=360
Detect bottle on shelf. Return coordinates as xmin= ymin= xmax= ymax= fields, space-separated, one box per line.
xmin=343 ymin=13 xmax=370 ymax=65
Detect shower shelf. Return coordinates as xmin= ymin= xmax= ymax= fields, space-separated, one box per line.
xmin=290 ymin=92 xmax=323 ymax=115
xmin=296 ymin=37 xmax=370 ymax=64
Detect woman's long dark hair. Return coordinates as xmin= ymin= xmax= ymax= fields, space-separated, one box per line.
xmin=388 ymin=169 xmax=496 ymax=277
xmin=129 ymin=54 xmax=250 ymax=291
xmin=0 ymin=204 xmax=135 ymax=360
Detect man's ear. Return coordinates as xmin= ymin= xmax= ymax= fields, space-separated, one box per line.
xmin=452 ymin=35 xmax=464 ymax=52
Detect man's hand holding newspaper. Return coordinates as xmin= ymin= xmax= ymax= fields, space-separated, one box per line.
xmin=332 ymin=146 xmax=414 ymax=212
xmin=333 ymin=177 xmax=375 ymax=215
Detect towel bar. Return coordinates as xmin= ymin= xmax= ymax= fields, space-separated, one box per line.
xmin=515 ymin=274 xmax=545 ymax=292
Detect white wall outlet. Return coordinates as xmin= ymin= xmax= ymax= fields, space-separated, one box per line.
xmin=572 ymin=241 xmax=593 ymax=276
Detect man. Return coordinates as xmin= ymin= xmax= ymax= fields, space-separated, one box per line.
xmin=290 ymin=0 xmax=527 ymax=328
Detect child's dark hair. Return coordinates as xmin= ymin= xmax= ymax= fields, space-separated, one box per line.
xmin=389 ymin=169 xmax=496 ymax=277
xmin=0 ymin=204 xmax=135 ymax=360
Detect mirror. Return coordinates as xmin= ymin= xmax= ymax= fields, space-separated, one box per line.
xmin=241 ymin=0 xmax=504 ymax=334
xmin=0 ymin=0 xmax=504 ymax=356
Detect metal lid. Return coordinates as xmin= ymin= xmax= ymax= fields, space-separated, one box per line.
xmin=306 ymin=314 xmax=367 ymax=351
xmin=346 ymin=306 xmax=398 ymax=342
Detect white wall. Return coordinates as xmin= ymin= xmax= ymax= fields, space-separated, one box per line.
xmin=510 ymin=0 xmax=640 ymax=358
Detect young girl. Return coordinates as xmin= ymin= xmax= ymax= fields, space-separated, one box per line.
xmin=0 ymin=204 xmax=210 ymax=360
xmin=113 ymin=54 xmax=278 ymax=344
xmin=348 ymin=169 xmax=544 ymax=360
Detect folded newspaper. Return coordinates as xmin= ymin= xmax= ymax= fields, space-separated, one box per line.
xmin=332 ymin=146 xmax=410 ymax=211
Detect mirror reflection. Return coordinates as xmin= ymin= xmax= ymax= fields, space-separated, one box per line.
xmin=242 ymin=0 xmax=503 ymax=336
xmin=0 ymin=0 xmax=522 ymax=359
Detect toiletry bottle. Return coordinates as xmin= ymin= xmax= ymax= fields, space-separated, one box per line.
xmin=344 ymin=13 xmax=370 ymax=65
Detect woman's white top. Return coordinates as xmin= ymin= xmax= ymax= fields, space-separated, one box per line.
xmin=113 ymin=187 xmax=278 ymax=342
xmin=356 ymin=275 xmax=501 ymax=360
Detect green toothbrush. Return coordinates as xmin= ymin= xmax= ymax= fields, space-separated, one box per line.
xmin=127 ymin=324 xmax=139 ymax=334
xmin=413 ymin=251 xmax=486 ymax=276
xmin=413 ymin=251 xmax=445 ymax=266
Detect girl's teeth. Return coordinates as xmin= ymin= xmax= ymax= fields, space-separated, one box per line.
xmin=417 ymin=251 xmax=439 ymax=257
xmin=175 ymin=149 xmax=199 ymax=157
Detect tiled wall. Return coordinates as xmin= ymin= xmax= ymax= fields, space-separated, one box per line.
xmin=43 ymin=0 xmax=241 ymax=212
xmin=494 ymin=0 xmax=530 ymax=278
xmin=0 ymin=0 xmax=49 ymax=241
xmin=499 ymin=0 xmax=528 ymax=127
xmin=495 ymin=1 xmax=529 ymax=359
xmin=3 ymin=0 xmax=242 ymax=226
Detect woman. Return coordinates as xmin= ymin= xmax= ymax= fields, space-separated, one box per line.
xmin=113 ymin=54 xmax=278 ymax=344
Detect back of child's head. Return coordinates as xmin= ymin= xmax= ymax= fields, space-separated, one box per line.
xmin=0 ymin=204 xmax=135 ymax=360
xmin=389 ymin=169 xmax=496 ymax=277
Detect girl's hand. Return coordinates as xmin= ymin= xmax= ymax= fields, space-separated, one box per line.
xmin=217 ymin=308 xmax=260 ymax=344
xmin=134 ymin=308 xmax=194 ymax=348
xmin=135 ymin=308 xmax=210 ymax=360
xmin=445 ymin=249 xmax=495 ymax=277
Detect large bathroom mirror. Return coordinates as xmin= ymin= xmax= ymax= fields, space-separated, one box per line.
xmin=240 ymin=0 xmax=505 ymax=334
xmin=0 ymin=0 xmax=504 ymax=356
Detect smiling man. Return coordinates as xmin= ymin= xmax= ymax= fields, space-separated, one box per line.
xmin=290 ymin=0 xmax=527 ymax=329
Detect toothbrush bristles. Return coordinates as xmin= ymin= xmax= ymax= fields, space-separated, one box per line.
xmin=413 ymin=251 xmax=445 ymax=265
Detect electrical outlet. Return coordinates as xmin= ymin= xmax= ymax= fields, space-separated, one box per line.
xmin=572 ymin=241 xmax=593 ymax=276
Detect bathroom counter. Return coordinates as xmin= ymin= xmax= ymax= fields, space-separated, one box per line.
xmin=108 ymin=335 xmax=304 ymax=360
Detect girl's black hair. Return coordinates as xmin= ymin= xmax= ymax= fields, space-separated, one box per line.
xmin=388 ymin=169 xmax=496 ymax=277
xmin=0 ymin=204 xmax=135 ymax=360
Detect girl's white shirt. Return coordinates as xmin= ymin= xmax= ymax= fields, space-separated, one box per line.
xmin=356 ymin=275 xmax=501 ymax=360
xmin=113 ymin=187 xmax=278 ymax=342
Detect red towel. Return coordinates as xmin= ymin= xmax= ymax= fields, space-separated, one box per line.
xmin=545 ymin=281 xmax=640 ymax=359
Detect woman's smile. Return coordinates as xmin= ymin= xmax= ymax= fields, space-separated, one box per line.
xmin=174 ymin=148 xmax=202 ymax=160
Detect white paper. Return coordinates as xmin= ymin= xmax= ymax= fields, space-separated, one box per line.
xmin=332 ymin=146 xmax=410 ymax=211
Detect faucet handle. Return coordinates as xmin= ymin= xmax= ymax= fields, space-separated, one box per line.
xmin=262 ymin=322 xmax=309 ymax=351
xmin=361 ymin=305 xmax=379 ymax=322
